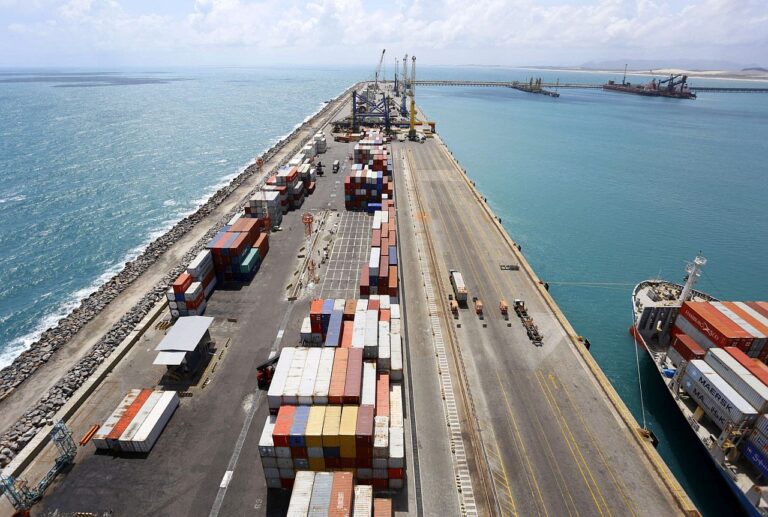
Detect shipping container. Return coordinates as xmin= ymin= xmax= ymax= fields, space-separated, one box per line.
xmin=681 ymin=360 xmax=757 ymax=429
xmin=308 ymin=471 xmax=333 ymax=516
xmin=329 ymin=349 xmax=349 ymax=404
xmin=376 ymin=373 xmax=390 ymax=418
xmin=322 ymin=405 xmax=342 ymax=448
xmin=118 ymin=390 xmax=163 ymax=452
xmin=328 ymin=472 xmax=354 ymax=517
xmin=284 ymin=348 xmax=309 ymax=406
xmin=670 ymin=333 xmax=706 ymax=363
xmin=378 ymin=321 xmax=391 ymax=372
xmin=388 ymin=427 xmax=405 ymax=469
xmin=724 ymin=347 xmax=768 ymax=387
xmin=290 ymin=406 xmax=311 ymax=448
xmin=373 ymin=498 xmax=392 ymax=517
xmin=353 ymin=485 xmax=373 ymax=517
xmin=390 ymin=384 xmax=403 ymax=429
xmin=299 ymin=349 xmax=322 ymax=405
xmin=344 ymin=348 xmax=363 ymax=404
xmin=106 ymin=389 xmax=153 ymax=449
xmin=390 ymin=333 xmax=403 ymax=381
xmin=268 ymin=348 xmax=296 ymax=412
xmin=340 ymin=406 xmax=359 ymax=458
xmin=92 ymin=390 xmax=140 ymax=450
xmin=287 ymin=471 xmax=316 ymax=516
xmin=356 ymin=405 xmax=375 ymax=451
xmin=273 ymin=405 xmax=297 ymax=447
xmin=361 ymin=362 xmax=377 ymax=406
xmin=313 ymin=348 xmax=335 ymax=404
xmin=259 ymin=415 xmax=277 ymax=457
xmin=705 ymin=348 xmax=768 ymax=412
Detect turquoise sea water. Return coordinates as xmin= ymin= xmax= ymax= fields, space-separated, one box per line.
xmin=0 ymin=66 xmax=362 ymax=367
xmin=1 ymin=65 xmax=766 ymax=515
xmin=416 ymin=67 xmax=768 ymax=516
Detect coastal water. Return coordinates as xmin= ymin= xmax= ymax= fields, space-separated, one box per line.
xmin=0 ymin=66 xmax=362 ymax=367
xmin=1 ymin=65 xmax=766 ymax=515
xmin=416 ymin=67 xmax=768 ymax=516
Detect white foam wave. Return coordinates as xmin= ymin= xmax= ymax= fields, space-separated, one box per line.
xmin=163 ymin=199 xmax=177 ymax=207
xmin=0 ymin=195 xmax=26 ymax=204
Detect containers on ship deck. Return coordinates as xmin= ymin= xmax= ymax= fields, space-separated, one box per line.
xmin=681 ymin=359 xmax=757 ymax=430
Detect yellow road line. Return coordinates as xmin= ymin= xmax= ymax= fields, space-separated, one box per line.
xmin=536 ymin=370 xmax=609 ymax=516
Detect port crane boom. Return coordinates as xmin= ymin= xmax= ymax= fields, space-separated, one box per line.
xmin=374 ymin=48 xmax=386 ymax=93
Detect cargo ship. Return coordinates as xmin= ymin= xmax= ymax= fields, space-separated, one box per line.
xmin=631 ymin=256 xmax=768 ymax=516
xmin=604 ymin=65 xmax=697 ymax=99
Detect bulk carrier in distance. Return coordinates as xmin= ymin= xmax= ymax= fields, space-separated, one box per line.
xmin=631 ymin=256 xmax=768 ymax=517
xmin=604 ymin=65 xmax=697 ymax=99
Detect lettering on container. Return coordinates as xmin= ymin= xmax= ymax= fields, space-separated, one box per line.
xmin=694 ymin=373 xmax=735 ymax=414
xmin=690 ymin=385 xmax=728 ymax=428
xmin=682 ymin=306 xmax=726 ymax=346
xmin=743 ymin=441 xmax=768 ymax=479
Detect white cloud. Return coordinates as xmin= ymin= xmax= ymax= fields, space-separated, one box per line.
xmin=1 ymin=0 xmax=766 ymax=66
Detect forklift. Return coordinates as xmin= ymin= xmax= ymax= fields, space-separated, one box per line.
xmin=256 ymin=353 xmax=281 ymax=390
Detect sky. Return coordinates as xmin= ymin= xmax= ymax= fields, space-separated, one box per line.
xmin=0 ymin=0 xmax=766 ymax=69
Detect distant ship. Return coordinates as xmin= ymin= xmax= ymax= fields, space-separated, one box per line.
xmin=604 ymin=65 xmax=697 ymax=99
xmin=631 ymin=256 xmax=768 ymax=517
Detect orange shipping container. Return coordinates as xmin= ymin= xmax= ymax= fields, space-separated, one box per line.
xmin=329 ymin=472 xmax=354 ymax=517
xmin=376 ymin=373 xmax=390 ymax=418
xmin=343 ymin=299 xmax=356 ymax=320
xmin=107 ymin=389 xmax=153 ymax=441
xmin=341 ymin=322 xmax=354 ymax=348
xmin=373 ymin=498 xmax=393 ymax=517
xmin=329 ymin=348 xmax=349 ymax=404
xmin=272 ymin=405 xmax=296 ymax=447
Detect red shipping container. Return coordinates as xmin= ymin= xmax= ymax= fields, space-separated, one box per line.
xmin=172 ymin=273 xmax=193 ymax=294
xmin=376 ymin=373 xmax=390 ymax=418
xmin=272 ymin=406 xmax=296 ymax=447
xmin=339 ymin=458 xmax=356 ymax=469
xmin=357 ymin=456 xmax=373 ymax=468
xmin=329 ymin=349 xmax=349 ymax=404
xmin=356 ymin=405 xmax=374 ymax=449
xmin=341 ymin=322 xmax=354 ymax=348
xmin=371 ymin=230 xmax=381 ymax=248
xmin=368 ymin=300 xmax=379 ymax=312
xmin=373 ymin=498 xmax=392 ymax=517
xmin=253 ymin=233 xmax=269 ymax=258
xmin=725 ymin=347 xmax=768 ymax=386
xmin=328 ymin=471 xmax=353 ymax=517
xmin=381 ymin=222 xmax=388 ymax=237
xmin=291 ymin=446 xmax=307 ymax=458
xmin=372 ymin=479 xmax=388 ymax=489
xmin=380 ymin=309 xmax=390 ymax=323
xmin=230 ymin=217 xmax=260 ymax=236
xmin=380 ymin=238 xmax=389 ymax=255
xmin=310 ymin=299 xmax=324 ymax=333
xmin=681 ymin=302 xmax=750 ymax=347
xmin=281 ymin=478 xmax=294 ymax=489
xmin=671 ymin=333 xmax=705 ymax=362
xmin=388 ymin=468 xmax=404 ymax=479
xmin=751 ymin=302 xmax=768 ymax=319
xmin=389 ymin=230 xmax=397 ymax=247
xmin=343 ymin=348 xmax=363 ymax=404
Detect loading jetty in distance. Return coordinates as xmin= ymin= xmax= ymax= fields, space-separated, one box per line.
xmin=2 ymin=57 xmax=697 ymax=516
xmin=604 ymin=64 xmax=697 ymax=99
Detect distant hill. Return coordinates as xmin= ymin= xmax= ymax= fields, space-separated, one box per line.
xmin=743 ymin=67 xmax=768 ymax=72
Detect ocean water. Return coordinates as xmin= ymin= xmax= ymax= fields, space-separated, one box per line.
xmin=416 ymin=67 xmax=768 ymax=516
xmin=0 ymin=66 xmax=362 ymax=367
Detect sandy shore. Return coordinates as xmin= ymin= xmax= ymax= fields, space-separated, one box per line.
xmin=519 ymin=66 xmax=768 ymax=83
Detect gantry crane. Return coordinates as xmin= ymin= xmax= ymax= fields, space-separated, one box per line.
xmin=373 ymin=49 xmax=386 ymax=94
xmin=400 ymin=54 xmax=409 ymax=117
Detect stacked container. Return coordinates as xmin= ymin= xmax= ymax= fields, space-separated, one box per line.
xmin=92 ymin=390 xmax=179 ymax=453
xmin=284 ymin=472 xmax=392 ymax=516
xmin=205 ymin=218 xmax=265 ymax=282
xmin=246 ymin=190 xmax=281 ymax=228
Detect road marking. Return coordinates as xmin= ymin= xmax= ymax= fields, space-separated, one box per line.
xmin=219 ymin=470 xmax=233 ymax=488
xmin=276 ymin=329 xmax=284 ymax=340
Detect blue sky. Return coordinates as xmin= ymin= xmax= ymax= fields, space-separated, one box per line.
xmin=0 ymin=0 xmax=766 ymax=68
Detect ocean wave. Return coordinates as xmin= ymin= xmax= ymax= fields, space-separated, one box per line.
xmin=0 ymin=194 xmax=26 ymax=204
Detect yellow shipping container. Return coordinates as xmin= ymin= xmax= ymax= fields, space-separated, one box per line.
xmin=306 ymin=405 xmax=326 ymax=448
xmin=308 ymin=457 xmax=326 ymax=471
xmin=322 ymin=405 xmax=342 ymax=448
xmin=339 ymin=405 xmax=358 ymax=458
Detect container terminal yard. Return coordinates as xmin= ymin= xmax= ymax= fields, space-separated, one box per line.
xmin=1 ymin=56 xmax=698 ymax=517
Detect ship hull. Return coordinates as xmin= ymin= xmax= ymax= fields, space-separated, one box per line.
xmin=631 ymin=283 xmax=761 ymax=516
xmin=603 ymin=84 xmax=696 ymax=99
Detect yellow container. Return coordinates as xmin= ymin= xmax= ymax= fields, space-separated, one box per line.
xmin=322 ymin=405 xmax=342 ymax=447
xmin=306 ymin=406 xmax=326 ymax=448
xmin=339 ymin=405 xmax=358 ymax=458
xmin=308 ymin=457 xmax=326 ymax=471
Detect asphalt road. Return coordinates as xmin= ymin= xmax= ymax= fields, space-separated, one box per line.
xmin=401 ymin=138 xmax=685 ymax=517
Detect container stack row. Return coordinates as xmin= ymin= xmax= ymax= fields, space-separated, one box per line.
xmin=345 ymin=129 xmax=393 ymax=211
xmin=286 ymin=471 xmax=392 ymax=516
xmin=258 ymin=393 xmax=405 ymax=489
xmin=92 ymin=389 xmax=179 ymax=453
xmin=673 ymin=301 xmax=768 ymax=360
xmin=204 ymin=217 xmax=270 ymax=283
xmin=246 ymin=190 xmax=281 ymax=229
xmin=359 ymin=203 xmax=398 ymax=299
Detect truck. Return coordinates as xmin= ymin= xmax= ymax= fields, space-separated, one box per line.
xmin=332 ymin=160 xmax=340 ymax=173
xmin=449 ymin=270 xmax=467 ymax=304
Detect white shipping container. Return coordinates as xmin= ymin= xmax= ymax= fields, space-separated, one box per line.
xmin=184 ymin=282 xmax=203 ymax=301
xmin=682 ymin=360 xmax=757 ymax=429
xmin=353 ymin=485 xmax=373 ymax=517
xmin=713 ymin=302 xmax=764 ymax=338
xmin=187 ymin=249 xmax=213 ymax=278
xmin=372 ymin=211 xmax=382 ymax=230
xmin=356 ymin=298 xmax=368 ymax=313
xmin=757 ymin=414 xmax=768 ymax=437
xmin=313 ymin=348 xmax=334 ymax=404
xmin=378 ymin=322 xmax=391 ymax=371
xmin=373 ymin=416 xmax=389 ymax=458
xmin=130 ymin=391 xmax=180 ymax=453
xmin=299 ymin=348 xmax=322 ymax=405
xmin=166 ymin=288 xmax=175 ymax=302
xmin=389 ymin=427 xmax=405 ymax=469
xmin=267 ymin=347 xmax=295 ymax=411
xmin=381 ymin=210 xmax=389 ymax=224
xmin=706 ymin=348 xmax=768 ymax=412
xmin=283 ymin=348 xmax=309 ymax=405
xmin=258 ymin=415 xmax=277 ymax=457
xmin=390 ymin=304 xmax=401 ymax=320
xmin=390 ymin=319 xmax=401 ymax=335
xmin=666 ymin=345 xmax=684 ymax=368
xmin=118 ymin=391 xmax=163 ymax=452
xmin=379 ymin=295 xmax=391 ymax=310
xmin=300 ymin=317 xmax=312 ymax=344
xmin=390 ymin=333 xmax=403 ymax=381
xmin=333 ymin=298 xmax=345 ymax=312
xmin=287 ymin=471 xmax=316 ymax=517
xmin=390 ymin=384 xmax=404 ymax=429
xmin=369 ymin=247 xmax=381 ymax=274
xmin=361 ymin=361 xmax=377 ymax=406
xmin=93 ymin=390 xmax=141 ymax=450
xmin=364 ymin=311 xmax=379 ymax=358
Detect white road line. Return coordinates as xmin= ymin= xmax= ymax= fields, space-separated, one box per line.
xmin=219 ymin=470 xmax=233 ymax=488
